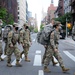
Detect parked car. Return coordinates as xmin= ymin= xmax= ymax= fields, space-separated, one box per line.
xmin=60 ymin=25 xmax=66 ymax=39
xmin=72 ymin=25 xmax=75 ymax=41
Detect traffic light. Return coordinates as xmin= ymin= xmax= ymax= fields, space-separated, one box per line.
xmin=67 ymin=23 xmax=72 ymax=29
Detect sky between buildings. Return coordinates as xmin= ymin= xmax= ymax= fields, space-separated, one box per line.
xmin=27 ymin=0 xmax=59 ymax=30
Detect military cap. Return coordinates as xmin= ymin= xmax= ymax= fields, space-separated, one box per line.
xmin=54 ymin=21 xmax=61 ymax=25
xmin=23 ymin=23 xmax=27 ymax=27
xmin=53 ymin=21 xmax=61 ymax=28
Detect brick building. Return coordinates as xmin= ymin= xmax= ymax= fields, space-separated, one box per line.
xmin=0 ymin=0 xmax=18 ymax=23
xmin=55 ymin=0 xmax=64 ymax=17
xmin=70 ymin=0 xmax=75 ymax=25
xmin=47 ymin=0 xmax=57 ymax=23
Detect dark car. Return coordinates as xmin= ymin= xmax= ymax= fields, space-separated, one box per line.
xmin=60 ymin=26 xmax=66 ymax=39
xmin=72 ymin=25 xmax=75 ymax=41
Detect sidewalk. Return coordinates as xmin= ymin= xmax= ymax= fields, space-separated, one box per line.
xmin=65 ymin=36 xmax=75 ymax=45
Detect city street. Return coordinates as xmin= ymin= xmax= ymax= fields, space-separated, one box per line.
xmin=0 ymin=33 xmax=75 ymax=75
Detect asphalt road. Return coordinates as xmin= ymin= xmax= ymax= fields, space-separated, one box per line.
xmin=0 ymin=33 xmax=75 ymax=75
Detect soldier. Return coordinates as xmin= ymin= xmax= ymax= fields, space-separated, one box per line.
xmin=43 ymin=22 xmax=70 ymax=73
xmin=0 ymin=25 xmax=4 ymax=61
xmin=20 ymin=23 xmax=32 ymax=62
xmin=6 ymin=25 xmax=22 ymax=67
xmin=42 ymin=18 xmax=58 ymax=65
xmin=3 ymin=25 xmax=13 ymax=55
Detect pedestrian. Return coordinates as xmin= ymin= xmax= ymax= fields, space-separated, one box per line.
xmin=6 ymin=24 xmax=22 ymax=67
xmin=0 ymin=25 xmax=4 ymax=61
xmin=42 ymin=18 xmax=58 ymax=65
xmin=43 ymin=21 xmax=70 ymax=73
xmin=20 ymin=23 xmax=32 ymax=62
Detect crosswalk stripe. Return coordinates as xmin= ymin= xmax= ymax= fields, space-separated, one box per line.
xmin=33 ymin=55 xmax=42 ymax=66
xmin=36 ymin=50 xmax=41 ymax=54
xmin=33 ymin=39 xmax=35 ymax=41
xmin=11 ymin=54 xmax=24 ymax=66
xmin=63 ymin=51 xmax=75 ymax=62
xmin=53 ymin=56 xmax=59 ymax=66
xmin=1 ymin=54 xmax=7 ymax=59
xmin=38 ymin=70 xmax=44 ymax=75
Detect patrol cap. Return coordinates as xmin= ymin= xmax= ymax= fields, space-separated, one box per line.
xmin=23 ymin=23 xmax=27 ymax=27
xmin=53 ymin=21 xmax=61 ymax=28
xmin=13 ymin=23 xmax=18 ymax=27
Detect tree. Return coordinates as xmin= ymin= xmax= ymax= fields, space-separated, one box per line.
xmin=54 ymin=12 xmax=72 ymax=25
xmin=54 ymin=12 xmax=72 ymax=35
xmin=0 ymin=7 xmax=7 ymax=23
xmin=0 ymin=7 xmax=14 ymax=25
xmin=40 ymin=24 xmax=44 ymax=31
xmin=34 ymin=28 xmax=38 ymax=33
xmin=6 ymin=14 xmax=14 ymax=25
xmin=29 ymin=26 xmax=34 ymax=32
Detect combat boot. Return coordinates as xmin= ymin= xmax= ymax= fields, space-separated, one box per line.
xmin=25 ymin=56 xmax=30 ymax=62
xmin=52 ymin=57 xmax=58 ymax=66
xmin=0 ymin=57 xmax=4 ymax=61
xmin=52 ymin=61 xmax=58 ymax=66
xmin=61 ymin=66 xmax=70 ymax=73
xmin=42 ymin=61 xmax=44 ymax=64
xmin=7 ymin=63 xmax=12 ymax=67
xmin=16 ymin=60 xmax=22 ymax=67
xmin=44 ymin=66 xmax=51 ymax=73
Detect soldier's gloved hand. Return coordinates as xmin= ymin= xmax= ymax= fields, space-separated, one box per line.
xmin=54 ymin=49 xmax=58 ymax=52
xmin=9 ymin=44 xmax=13 ymax=48
xmin=44 ymin=45 xmax=47 ymax=48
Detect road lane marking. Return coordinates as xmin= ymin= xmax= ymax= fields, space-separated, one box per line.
xmin=33 ymin=39 xmax=35 ymax=42
xmin=1 ymin=54 xmax=7 ymax=59
xmin=38 ymin=70 xmax=44 ymax=75
xmin=11 ymin=54 xmax=24 ymax=66
xmin=36 ymin=51 xmax=41 ymax=54
xmin=63 ymin=51 xmax=75 ymax=62
xmin=33 ymin=55 xmax=42 ymax=66
xmin=53 ymin=56 xmax=59 ymax=66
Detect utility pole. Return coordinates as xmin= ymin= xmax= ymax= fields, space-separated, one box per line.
xmin=66 ymin=18 xmax=68 ymax=39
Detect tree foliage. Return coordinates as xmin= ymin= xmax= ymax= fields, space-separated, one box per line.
xmin=0 ymin=7 xmax=14 ymax=25
xmin=54 ymin=12 xmax=72 ymax=25
xmin=40 ymin=24 xmax=44 ymax=31
xmin=54 ymin=12 xmax=72 ymax=35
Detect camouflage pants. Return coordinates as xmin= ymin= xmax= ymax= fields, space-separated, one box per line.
xmin=23 ymin=43 xmax=30 ymax=56
xmin=42 ymin=46 xmax=57 ymax=63
xmin=44 ymin=45 xmax=64 ymax=67
xmin=0 ymin=41 xmax=3 ymax=56
xmin=6 ymin=45 xmax=20 ymax=62
xmin=4 ymin=42 xmax=8 ymax=54
xmin=42 ymin=46 xmax=48 ymax=63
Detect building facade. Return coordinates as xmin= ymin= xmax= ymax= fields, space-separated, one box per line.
xmin=17 ymin=0 xmax=26 ymax=27
xmin=70 ymin=0 xmax=75 ymax=25
xmin=47 ymin=0 xmax=57 ymax=23
xmin=0 ymin=0 xmax=18 ymax=23
xmin=26 ymin=1 xmax=29 ymax=23
xmin=64 ymin=0 xmax=71 ymax=14
xmin=56 ymin=0 xmax=64 ymax=17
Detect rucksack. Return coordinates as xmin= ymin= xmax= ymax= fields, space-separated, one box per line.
xmin=3 ymin=25 xmax=13 ymax=42
xmin=37 ymin=24 xmax=54 ymax=45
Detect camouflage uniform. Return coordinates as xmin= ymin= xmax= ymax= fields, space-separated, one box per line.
xmin=20 ymin=26 xmax=31 ymax=61
xmin=42 ymin=23 xmax=58 ymax=65
xmin=23 ymin=28 xmax=31 ymax=61
xmin=6 ymin=28 xmax=22 ymax=67
xmin=44 ymin=29 xmax=69 ymax=72
xmin=0 ymin=27 xmax=3 ymax=61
